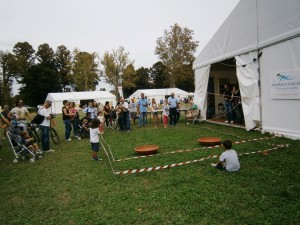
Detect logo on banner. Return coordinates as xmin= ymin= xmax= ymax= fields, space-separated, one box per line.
xmin=270 ymin=70 xmax=300 ymax=99
xmin=276 ymin=73 xmax=295 ymax=81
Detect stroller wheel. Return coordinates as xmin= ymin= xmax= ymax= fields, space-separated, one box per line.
xmin=37 ymin=154 xmax=43 ymax=159
xmin=30 ymin=158 xmax=35 ymax=163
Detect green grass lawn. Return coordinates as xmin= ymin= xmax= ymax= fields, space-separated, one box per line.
xmin=0 ymin=114 xmax=299 ymax=225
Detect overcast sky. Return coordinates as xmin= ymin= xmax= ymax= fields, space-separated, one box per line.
xmin=0 ymin=0 xmax=239 ymax=92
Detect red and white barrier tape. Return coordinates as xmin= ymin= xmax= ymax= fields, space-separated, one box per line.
xmin=115 ymin=136 xmax=276 ymax=162
xmin=114 ymin=144 xmax=288 ymax=175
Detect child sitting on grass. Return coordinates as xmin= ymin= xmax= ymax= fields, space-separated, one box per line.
xmin=89 ymin=118 xmax=102 ymax=161
xmin=20 ymin=131 xmax=43 ymax=155
xmin=211 ymin=139 xmax=240 ymax=172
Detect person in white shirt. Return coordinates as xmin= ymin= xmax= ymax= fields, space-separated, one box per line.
xmin=8 ymin=99 xmax=32 ymax=131
xmin=39 ymin=100 xmax=55 ymax=153
xmin=129 ymin=98 xmax=138 ymax=125
xmin=211 ymin=140 xmax=240 ymax=172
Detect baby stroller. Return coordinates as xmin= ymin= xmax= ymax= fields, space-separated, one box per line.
xmin=6 ymin=122 xmax=43 ymax=163
xmin=77 ymin=123 xmax=89 ymax=138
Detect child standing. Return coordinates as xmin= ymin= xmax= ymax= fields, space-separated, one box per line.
xmin=211 ymin=140 xmax=240 ymax=172
xmin=151 ymin=98 xmax=159 ymax=128
xmin=97 ymin=111 xmax=105 ymax=134
xmin=89 ymin=118 xmax=102 ymax=161
xmin=162 ymin=99 xmax=169 ymax=128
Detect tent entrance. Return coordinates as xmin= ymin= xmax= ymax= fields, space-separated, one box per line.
xmin=209 ymin=58 xmax=240 ymax=118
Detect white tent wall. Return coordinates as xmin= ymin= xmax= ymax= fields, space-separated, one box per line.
xmin=260 ymin=37 xmax=300 ymax=139
xmin=235 ymin=51 xmax=261 ymax=130
xmin=46 ymin=91 xmax=116 ymax=114
xmin=193 ymin=0 xmax=300 ymax=70
xmin=194 ymin=65 xmax=210 ymax=120
xmin=193 ymin=0 xmax=300 ymax=139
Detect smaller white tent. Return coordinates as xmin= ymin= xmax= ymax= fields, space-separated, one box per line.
xmin=46 ymin=91 xmax=116 ymax=114
xmin=128 ymin=88 xmax=189 ymax=104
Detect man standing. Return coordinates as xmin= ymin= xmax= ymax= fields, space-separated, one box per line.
xmin=137 ymin=93 xmax=149 ymax=128
xmin=168 ymin=92 xmax=180 ymax=126
xmin=39 ymin=100 xmax=55 ymax=153
xmin=8 ymin=100 xmax=32 ymax=131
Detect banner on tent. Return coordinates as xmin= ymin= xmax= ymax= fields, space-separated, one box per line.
xmin=270 ymin=70 xmax=300 ymax=99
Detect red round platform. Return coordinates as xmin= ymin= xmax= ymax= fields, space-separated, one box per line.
xmin=198 ymin=137 xmax=222 ymax=146
xmin=134 ymin=145 xmax=159 ymax=155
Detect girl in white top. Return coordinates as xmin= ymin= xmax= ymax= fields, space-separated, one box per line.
xmin=162 ymin=99 xmax=169 ymax=128
xmin=151 ymin=98 xmax=159 ymax=128
xmin=89 ymin=118 xmax=102 ymax=161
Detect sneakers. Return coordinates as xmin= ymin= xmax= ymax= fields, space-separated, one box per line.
xmin=225 ymin=120 xmax=229 ymax=123
xmin=211 ymin=163 xmax=217 ymax=167
xmin=45 ymin=149 xmax=55 ymax=153
xmin=66 ymin=138 xmax=72 ymax=141
xmin=92 ymin=157 xmax=102 ymax=161
xmin=231 ymin=121 xmax=234 ymax=124
xmin=77 ymin=137 xmax=81 ymax=140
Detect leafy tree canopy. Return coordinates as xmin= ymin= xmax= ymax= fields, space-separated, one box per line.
xmin=155 ymin=23 xmax=198 ymax=87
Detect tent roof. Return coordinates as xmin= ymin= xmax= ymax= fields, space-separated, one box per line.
xmin=47 ymin=91 xmax=115 ymax=102
xmin=129 ymin=88 xmax=189 ymax=99
xmin=193 ymin=0 xmax=300 ymax=69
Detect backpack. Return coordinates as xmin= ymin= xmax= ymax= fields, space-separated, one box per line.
xmin=32 ymin=108 xmax=45 ymax=124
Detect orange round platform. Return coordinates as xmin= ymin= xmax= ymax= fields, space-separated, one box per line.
xmin=198 ymin=137 xmax=222 ymax=146
xmin=134 ymin=145 xmax=159 ymax=155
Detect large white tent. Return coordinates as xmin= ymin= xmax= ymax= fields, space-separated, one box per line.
xmin=193 ymin=0 xmax=300 ymax=139
xmin=128 ymin=88 xmax=190 ymax=104
xmin=46 ymin=91 xmax=116 ymax=114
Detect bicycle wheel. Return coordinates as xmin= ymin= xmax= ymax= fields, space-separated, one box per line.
xmin=28 ymin=126 xmax=40 ymax=145
xmin=50 ymin=128 xmax=59 ymax=145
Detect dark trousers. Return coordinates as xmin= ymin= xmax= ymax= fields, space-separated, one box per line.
xmin=39 ymin=125 xmax=50 ymax=151
xmin=169 ymin=108 xmax=178 ymax=125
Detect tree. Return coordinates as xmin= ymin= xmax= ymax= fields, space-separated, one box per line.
xmin=149 ymin=61 xmax=169 ymax=88
xmin=12 ymin=42 xmax=35 ymax=79
xmin=19 ymin=43 xmax=60 ymax=106
xmin=135 ymin=67 xmax=151 ymax=89
xmin=122 ymin=64 xmax=136 ymax=97
xmin=155 ymin=23 xmax=198 ymax=88
xmin=0 ymin=51 xmax=15 ymax=105
xmin=55 ymin=45 xmax=72 ymax=92
xmin=72 ymin=50 xmax=99 ymax=91
xmin=101 ymin=46 xmax=134 ymax=97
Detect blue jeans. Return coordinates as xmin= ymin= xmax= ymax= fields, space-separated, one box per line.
xmin=138 ymin=112 xmax=147 ymax=127
xmin=63 ymin=119 xmax=72 ymax=140
xmin=71 ymin=119 xmax=79 ymax=136
xmin=224 ymin=100 xmax=233 ymax=121
xmin=39 ymin=125 xmax=50 ymax=151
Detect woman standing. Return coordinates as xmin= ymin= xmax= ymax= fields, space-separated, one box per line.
xmin=62 ymin=100 xmax=74 ymax=141
xmin=103 ymin=101 xmax=112 ymax=128
xmin=69 ymin=102 xmax=80 ymax=140
xmin=231 ymin=85 xmax=243 ymax=124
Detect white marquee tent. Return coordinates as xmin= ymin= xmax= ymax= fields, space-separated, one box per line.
xmin=193 ymin=0 xmax=300 ymax=139
xmin=128 ymin=88 xmax=190 ymax=104
xmin=46 ymin=91 xmax=116 ymax=114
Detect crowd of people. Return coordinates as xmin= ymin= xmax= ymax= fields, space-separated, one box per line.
xmin=0 ymin=95 xmax=242 ymax=171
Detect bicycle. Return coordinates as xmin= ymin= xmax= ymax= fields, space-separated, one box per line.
xmin=28 ymin=115 xmax=59 ymax=145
